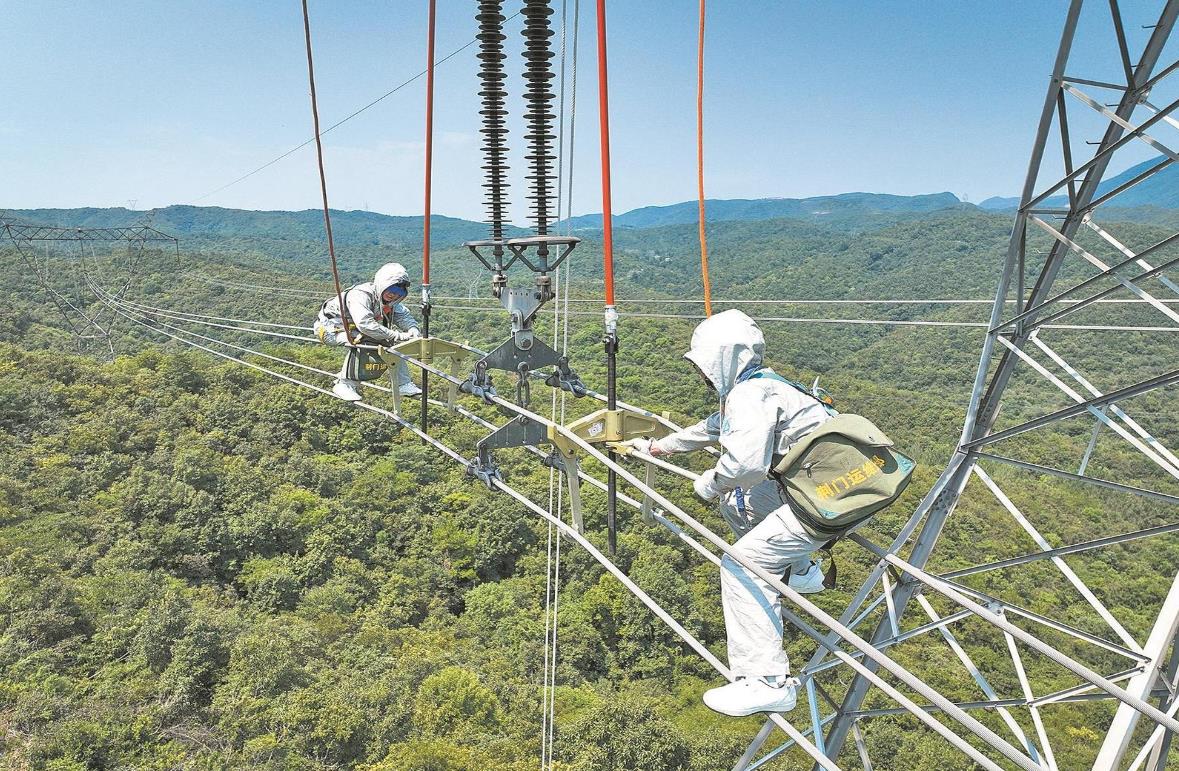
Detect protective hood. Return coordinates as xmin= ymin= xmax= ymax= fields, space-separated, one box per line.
xmin=683 ymin=309 xmax=765 ymax=399
xmin=373 ymin=262 xmax=410 ymax=297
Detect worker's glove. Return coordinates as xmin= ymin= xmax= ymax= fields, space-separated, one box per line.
xmin=404 ymin=327 xmax=422 ymax=340
xmin=393 ymin=329 xmax=421 ymax=343
xmin=693 ymin=469 xmax=719 ymax=501
xmin=622 ymin=437 xmax=665 ymax=457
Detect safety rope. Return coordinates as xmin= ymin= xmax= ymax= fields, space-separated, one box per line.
xmin=696 ymin=0 xmax=712 ymax=317
xmin=300 ymin=0 xmax=353 ymax=346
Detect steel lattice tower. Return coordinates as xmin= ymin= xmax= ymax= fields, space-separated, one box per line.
xmin=2 ymin=221 xmax=179 ymax=357
xmin=732 ymin=1 xmax=1179 ymax=768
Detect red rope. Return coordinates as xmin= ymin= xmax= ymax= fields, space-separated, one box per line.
xmin=595 ymin=0 xmax=615 ymax=308
xmin=696 ymin=0 xmax=712 ymax=316
xmin=300 ymin=0 xmax=352 ymax=344
xmin=422 ymin=0 xmax=436 ymax=286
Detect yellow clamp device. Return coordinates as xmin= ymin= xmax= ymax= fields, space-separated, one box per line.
xmin=548 ymin=407 xmax=672 ymax=460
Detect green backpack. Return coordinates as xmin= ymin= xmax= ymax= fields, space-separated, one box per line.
xmin=752 ymin=372 xmax=916 ymax=540
xmin=345 ymin=348 xmax=390 ymax=382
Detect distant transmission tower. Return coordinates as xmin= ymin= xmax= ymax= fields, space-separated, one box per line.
xmin=734 ymin=2 xmax=1179 ymax=768
xmin=1 ymin=221 xmax=179 ymax=356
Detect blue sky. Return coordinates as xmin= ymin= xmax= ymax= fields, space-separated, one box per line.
xmin=3 ymin=1 xmax=1174 ymax=221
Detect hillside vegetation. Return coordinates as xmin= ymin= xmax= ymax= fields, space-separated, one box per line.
xmin=1 ymin=207 xmax=1177 ymax=769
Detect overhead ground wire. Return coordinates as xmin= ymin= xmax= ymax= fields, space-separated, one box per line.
xmin=192 ymin=14 xmax=520 ymax=204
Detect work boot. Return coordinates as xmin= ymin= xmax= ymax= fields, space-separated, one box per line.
xmin=703 ymin=676 xmax=799 ymax=717
xmin=399 ymin=382 xmax=423 ymax=397
xmin=332 ymin=379 xmax=363 ymax=402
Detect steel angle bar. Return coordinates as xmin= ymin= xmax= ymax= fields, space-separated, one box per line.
xmin=1031 ymin=665 xmax=1146 ymax=707
xmin=1028 ymin=216 xmax=1179 ymax=327
xmin=1141 ymin=57 xmax=1179 ymax=92
xmin=851 ymin=722 xmax=873 ymax=771
xmin=1108 ymin=0 xmax=1135 ymax=86
xmin=1078 ymin=410 xmax=1105 ymax=475
xmin=1003 ymin=621 xmax=1060 ymax=771
xmin=1060 ymin=75 xmax=1128 ymax=91
xmin=1129 ymin=693 xmax=1179 ymax=771
xmin=1021 ymin=92 xmax=1179 ymax=211
xmin=804 ymin=608 xmax=976 ymax=679
xmin=846 ymin=685 xmax=1149 ymax=719
xmin=973 ymin=465 xmax=1141 ymax=651
xmin=1085 ymin=156 xmax=1176 ymax=212
xmin=936 ymin=576 xmax=1149 ymax=662
xmin=1029 ymin=335 xmax=1179 ymax=472
xmin=975 ymin=453 xmax=1179 ymax=507
xmin=941 ymin=519 xmax=1179 ymax=580
xmin=377 ymin=346 xmax=1045 ymax=771
xmin=848 ymin=593 xmax=888 ymax=632
xmin=1057 ymin=89 xmax=1078 ymax=206
xmin=1083 ymin=218 xmax=1179 ymax=297
xmin=1094 ymin=571 xmax=1179 ymax=769
xmin=914 ymin=594 xmax=1041 ymax=760
xmin=880 ymin=571 xmax=900 ymax=639
xmin=807 ymin=678 xmax=826 ymax=756
xmin=746 ymin=714 xmax=837 ymax=771
xmin=732 ymin=720 xmax=777 ymax=771
xmin=847 ymin=534 xmax=1179 ymax=732
xmin=998 ymin=248 xmax=1179 ymax=333
xmin=968 ymin=578 xmax=1146 ymax=672
xmin=1141 ymin=98 xmax=1179 ymax=132
xmin=962 ymin=366 xmax=1179 ymax=451
xmin=1061 ymin=82 xmax=1179 ymax=162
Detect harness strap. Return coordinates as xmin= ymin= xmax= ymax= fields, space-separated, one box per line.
xmin=748 ymin=369 xmax=837 ymax=415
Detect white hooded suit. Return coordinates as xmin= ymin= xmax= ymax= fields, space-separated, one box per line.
xmin=656 ymin=309 xmax=833 ymax=678
xmin=314 ymin=263 xmax=419 ymax=389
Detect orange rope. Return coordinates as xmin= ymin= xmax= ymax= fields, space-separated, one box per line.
xmin=696 ymin=0 xmax=712 ymax=316
xmin=301 ymin=0 xmax=352 ymax=344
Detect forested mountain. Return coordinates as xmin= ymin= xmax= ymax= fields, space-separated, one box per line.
xmin=561 ymin=192 xmax=968 ymax=230
xmin=2 ymin=205 xmax=527 ymax=248
xmin=979 ymin=154 xmax=1179 ymax=210
xmin=1 ymin=206 xmax=1177 ymax=769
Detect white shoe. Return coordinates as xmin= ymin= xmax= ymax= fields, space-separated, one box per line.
xmin=703 ymin=677 xmax=799 ymax=716
xmin=332 ymin=380 xmax=363 ymax=402
xmin=398 ymin=382 xmax=423 ymax=397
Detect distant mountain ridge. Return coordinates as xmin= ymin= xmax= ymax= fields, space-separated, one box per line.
xmin=6 ymin=168 xmax=1174 ymax=248
xmin=0 ymin=205 xmax=524 ymax=245
xmin=563 ymin=191 xmax=967 ymax=230
xmin=979 ymin=155 xmax=1179 ymax=211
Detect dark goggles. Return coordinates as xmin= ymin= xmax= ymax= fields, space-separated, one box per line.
xmin=381 ymin=283 xmax=409 ymax=303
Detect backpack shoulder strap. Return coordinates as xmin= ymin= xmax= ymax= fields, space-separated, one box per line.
xmin=749 ymin=370 xmax=837 ymax=415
